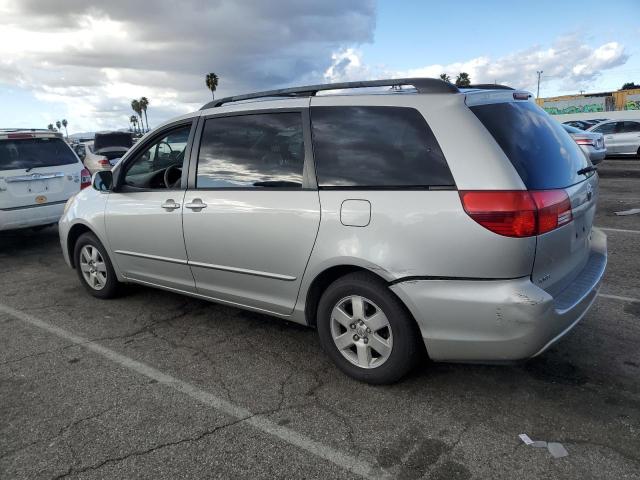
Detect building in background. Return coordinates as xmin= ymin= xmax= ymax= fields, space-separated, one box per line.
xmin=537 ymin=88 xmax=640 ymax=115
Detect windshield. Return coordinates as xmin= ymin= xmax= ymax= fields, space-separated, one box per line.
xmin=470 ymin=101 xmax=591 ymax=189
xmin=0 ymin=137 xmax=78 ymax=171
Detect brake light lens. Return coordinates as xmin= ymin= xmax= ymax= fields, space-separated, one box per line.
xmin=97 ymin=157 xmax=109 ymax=166
xmin=80 ymin=168 xmax=91 ymax=189
xmin=530 ymin=190 xmax=573 ymax=234
xmin=459 ymin=190 xmax=573 ymax=237
xmin=7 ymin=133 xmax=35 ymax=139
xmin=574 ymin=138 xmax=595 ymax=146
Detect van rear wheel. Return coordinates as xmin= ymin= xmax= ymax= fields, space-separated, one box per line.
xmin=317 ymin=272 xmax=421 ymax=384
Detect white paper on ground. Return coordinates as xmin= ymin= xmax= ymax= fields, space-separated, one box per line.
xmin=519 ymin=434 xmax=534 ymax=445
xmin=615 ymin=208 xmax=640 ymax=216
xmin=547 ymin=442 xmax=569 ymax=458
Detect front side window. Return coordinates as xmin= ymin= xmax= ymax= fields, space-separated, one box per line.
xmin=592 ymin=123 xmax=616 ymax=134
xmin=197 ymin=113 xmax=305 ymax=188
xmin=123 ymin=124 xmax=191 ymax=189
xmin=311 ymin=106 xmax=454 ymax=188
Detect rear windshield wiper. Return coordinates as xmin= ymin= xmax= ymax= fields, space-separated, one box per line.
xmin=577 ymin=165 xmax=597 ymax=176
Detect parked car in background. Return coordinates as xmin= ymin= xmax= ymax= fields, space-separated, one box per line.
xmin=82 ymin=131 xmax=133 ymax=173
xmin=0 ymin=129 xmax=90 ymax=231
xmin=587 ymin=120 xmax=640 ymax=157
xmin=561 ymin=124 xmax=606 ymax=165
xmin=59 ymin=78 xmax=606 ymax=384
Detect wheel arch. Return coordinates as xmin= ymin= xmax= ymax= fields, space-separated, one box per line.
xmin=66 ymin=223 xmax=96 ymax=268
xmin=303 ymin=264 xmax=397 ymax=328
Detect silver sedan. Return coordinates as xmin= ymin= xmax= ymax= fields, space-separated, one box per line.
xmin=587 ymin=119 xmax=640 ymax=157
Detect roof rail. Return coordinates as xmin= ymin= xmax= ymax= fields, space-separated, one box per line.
xmin=201 ymin=77 xmax=460 ymax=109
xmin=464 ymin=84 xmax=514 ymax=91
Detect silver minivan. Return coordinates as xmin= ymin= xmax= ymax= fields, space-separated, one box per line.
xmin=59 ymin=79 xmax=607 ymax=384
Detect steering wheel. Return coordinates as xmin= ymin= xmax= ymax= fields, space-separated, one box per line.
xmin=163 ymin=164 xmax=182 ymax=189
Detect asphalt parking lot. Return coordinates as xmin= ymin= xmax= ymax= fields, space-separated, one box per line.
xmin=1 ymin=161 xmax=639 ymax=480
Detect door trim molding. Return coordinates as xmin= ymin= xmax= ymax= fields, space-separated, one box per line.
xmin=188 ymin=260 xmax=297 ymax=281
xmin=115 ymin=250 xmax=296 ymax=281
xmin=114 ymin=250 xmax=188 ymax=265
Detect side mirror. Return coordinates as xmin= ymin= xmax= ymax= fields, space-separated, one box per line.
xmin=93 ymin=170 xmax=113 ymax=192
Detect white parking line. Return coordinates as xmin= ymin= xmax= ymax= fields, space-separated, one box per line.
xmin=598 ymin=293 xmax=640 ymax=303
xmin=598 ymin=227 xmax=640 ymax=235
xmin=0 ymin=303 xmax=388 ymax=480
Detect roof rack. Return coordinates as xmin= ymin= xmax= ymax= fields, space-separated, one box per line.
xmin=201 ymin=77 xmax=460 ymax=109
xmin=464 ymin=84 xmax=514 ymax=90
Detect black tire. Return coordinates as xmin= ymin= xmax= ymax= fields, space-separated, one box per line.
xmin=73 ymin=232 xmax=121 ymax=299
xmin=317 ymin=272 xmax=421 ymax=384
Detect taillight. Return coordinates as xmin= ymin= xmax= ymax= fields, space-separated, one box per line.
xmin=459 ymin=190 xmax=573 ymax=237
xmin=97 ymin=157 xmax=109 ymax=166
xmin=530 ymin=190 xmax=573 ymax=234
xmin=574 ymin=138 xmax=595 ymax=147
xmin=80 ymin=168 xmax=91 ymax=189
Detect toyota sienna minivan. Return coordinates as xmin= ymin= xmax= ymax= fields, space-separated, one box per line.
xmin=59 ymin=78 xmax=606 ymax=384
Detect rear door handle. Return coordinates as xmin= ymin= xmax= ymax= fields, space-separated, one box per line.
xmin=185 ymin=199 xmax=207 ymax=211
xmin=161 ymin=199 xmax=181 ymax=211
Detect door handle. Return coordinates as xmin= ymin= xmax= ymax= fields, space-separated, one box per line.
xmin=161 ymin=199 xmax=181 ymax=211
xmin=185 ymin=198 xmax=207 ymax=211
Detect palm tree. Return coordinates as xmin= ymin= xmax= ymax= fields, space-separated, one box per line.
xmin=455 ymin=72 xmax=471 ymax=87
xmin=205 ymin=72 xmax=219 ymax=100
xmin=47 ymin=123 xmax=54 ymax=131
xmin=139 ymin=97 xmax=149 ymax=132
xmin=56 ymin=120 xmax=61 ymax=131
xmin=131 ymin=100 xmax=143 ymax=133
xmin=130 ymin=115 xmax=139 ymax=134
xmin=61 ymin=119 xmax=68 ymax=139
xmin=439 ymin=73 xmax=451 ymax=83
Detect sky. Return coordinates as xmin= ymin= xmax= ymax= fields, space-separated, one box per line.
xmin=0 ymin=0 xmax=638 ymax=133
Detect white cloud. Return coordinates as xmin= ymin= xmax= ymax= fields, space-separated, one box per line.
xmin=324 ymin=36 xmax=629 ymax=95
xmin=0 ymin=0 xmax=376 ymax=132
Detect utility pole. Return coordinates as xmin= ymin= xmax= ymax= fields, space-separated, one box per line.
xmin=579 ymin=90 xmax=585 ymax=95
xmin=536 ymin=70 xmax=543 ymax=98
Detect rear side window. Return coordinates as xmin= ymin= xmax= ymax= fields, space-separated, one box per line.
xmin=311 ymin=106 xmax=454 ymax=188
xmin=0 ymin=137 xmax=77 ymax=171
xmin=197 ymin=113 xmax=305 ymax=188
xmin=470 ymin=101 xmax=590 ymax=189
xmin=621 ymin=121 xmax=640 ymax=133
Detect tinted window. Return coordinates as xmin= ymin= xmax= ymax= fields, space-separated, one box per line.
xmin=311 ymin=106 xmax=454 ymax=188
xmin=470 ymin=101 xmax=590 ymax=189
xmin=0 ymin=137 xmax=77 ymax=171
xmin=592 ymin=123 xmax=615 ymax=134
xmin=197 ymin=113 xmax=304 ymax=188
xmin=621 ymin=121 xmax=640 ymax=133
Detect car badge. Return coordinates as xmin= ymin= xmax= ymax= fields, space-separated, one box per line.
xmin=35 ymin=195 xmax=47 ymax=204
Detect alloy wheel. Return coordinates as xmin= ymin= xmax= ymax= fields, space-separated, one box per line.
xmin=79 ymin=245 xmax=107 ymax=291
xmin=330 ymin=295 xmax=393 ymax=369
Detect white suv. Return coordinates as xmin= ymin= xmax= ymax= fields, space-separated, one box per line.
xmin=0 ymin=129 xmax=90 ymax=231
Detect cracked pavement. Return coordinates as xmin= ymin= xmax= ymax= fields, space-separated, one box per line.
xmin=1 ymin=172 xmax=639 ymax=479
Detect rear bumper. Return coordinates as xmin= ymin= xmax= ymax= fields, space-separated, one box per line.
xmin=390 ymin=228 xmax=607 ymax=362
xmin=0 ymin=201 xmax=66 ymax=231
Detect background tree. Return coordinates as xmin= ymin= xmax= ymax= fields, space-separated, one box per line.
xmin=130 ymin=115 xmax=139 ymax=133
xmin=47 ymin=123 xmax=54 ymax=131
xmin=56 ymin=120 xmax=61 ymax=131
xmin=139 ymin=97 xmax=149 ymax=132
xmin=455 ymin=72 xmax=471 ymax=87
xmin=131 ymin=100 xmax=143 ymax=133
xmin=621 ymin=82 xmax=640 ymax=90
xmin=439 ymin=73 xmax=451 ymax=83
xmin=61 ymin=119 xmax=68 ymax=139
xmin=206 ymin=72 xmax=219 ymax=100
